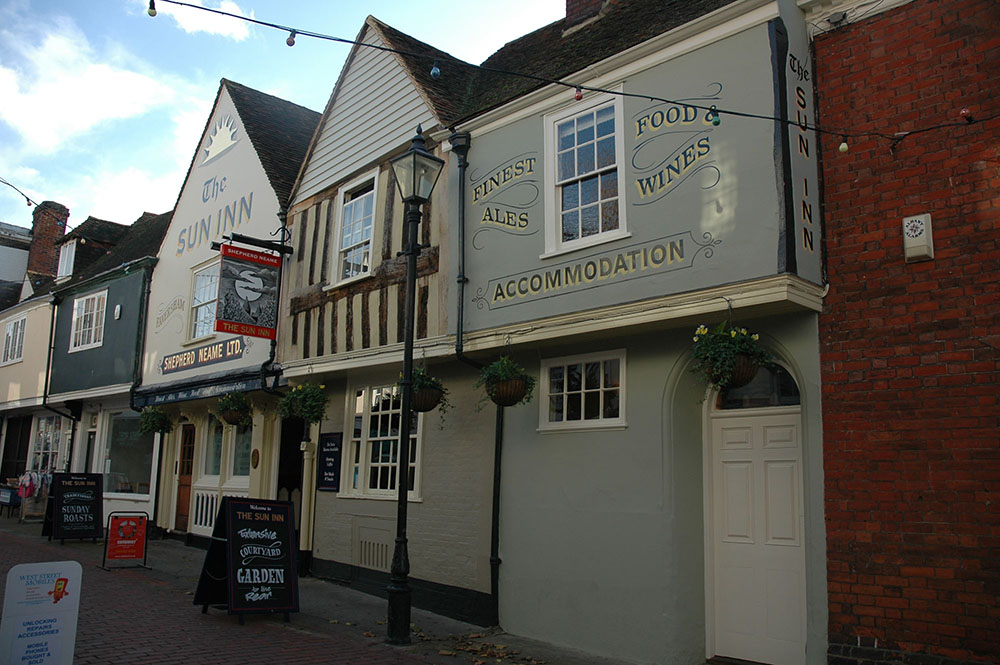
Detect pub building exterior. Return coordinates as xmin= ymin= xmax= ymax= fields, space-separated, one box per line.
xmin=279 ymin=1 xmax=827 ymax=664
xmin=134 ymin=79 xmax=319 ymax=541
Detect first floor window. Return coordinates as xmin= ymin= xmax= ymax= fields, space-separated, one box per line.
xmin=540 ymin=350 xmax=626 ymax=430
xmin=336 ymin=175 xmax=376 ymax=281
xmin=190 ymin=263 xmax=219 ymax=339
xmin=57 ymin=240 xmax=76 ymax=279
xmin=104 ymin=413 xmax=154 ymax=494
xmin=70 ymin=290 xmax=107 ymax=352
xmin=547 ymin=95 xmax=624 ymax=253
xmin=346 ymin=386 xmax=420 ymax=497
xmin=2 ymin=316 xmax=26 ymax=364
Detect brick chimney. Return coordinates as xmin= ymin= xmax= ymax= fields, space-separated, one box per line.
xmin=27 ymin=201 xmax=68 ymax=277
xmin=566 ymin=0 xmax=605 ymax=27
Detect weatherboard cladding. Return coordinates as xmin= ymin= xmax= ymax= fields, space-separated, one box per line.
xmin=223 ymin=79 xmax=321 ymax=208
xmin=293 ymin=26 xmax=438 ymax=204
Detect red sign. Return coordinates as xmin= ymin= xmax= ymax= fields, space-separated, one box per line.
xmin=107 ymin=515 xmax=147 ymax=560
xmin=214 ymin=244 xmax=281 ymax=340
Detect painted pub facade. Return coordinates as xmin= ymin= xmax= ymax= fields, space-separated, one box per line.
xmin=135 ymin=80 xmax=318 ymax=541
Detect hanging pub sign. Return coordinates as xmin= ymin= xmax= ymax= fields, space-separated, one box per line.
xmin=316 ymin=432 xmax=343 ymax=492
xmin=42 ymin=473 xmax=103 ymax=543
xmin=193 ymin=497 xmax=298 ymax=619
xmin=214 ymin=244 xmax=280 ymax=340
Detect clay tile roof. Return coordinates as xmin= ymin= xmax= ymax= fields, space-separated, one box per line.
xmin=59 ymin=217 xmax=129 ymax=246
xmin=367 ymin=17 xmax=480 ymax=127
xmin=458 ymin=0 xmax=739 ymax=122
xmin=223 ymin=79 xmax=322 ymax=207
xmin=68 ymin=210 xmax=173 ymax=284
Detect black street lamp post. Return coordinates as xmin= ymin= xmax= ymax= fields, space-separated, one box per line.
xmin=386 ymin=126 xmax=444 ymax=645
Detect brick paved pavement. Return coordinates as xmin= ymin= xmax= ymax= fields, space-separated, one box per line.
xmin=0 ymin=516 xmax=630 ymax=665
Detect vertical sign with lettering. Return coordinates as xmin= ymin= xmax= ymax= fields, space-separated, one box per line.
xmin=316 ymin=433 xmax=343 ymax=492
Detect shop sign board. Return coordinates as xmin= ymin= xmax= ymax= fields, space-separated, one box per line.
xmin=0 ymin=560 xmax=83 ymax=665
xmin=102 ymin=513 xmax=150 ymax=569
xmin=316 ymin=433 xmax=343 ymax=492
xmin=42 ymin=474 xmax=103 ymax=543
xmin=193 ymin=497 xmax=298 ymax=617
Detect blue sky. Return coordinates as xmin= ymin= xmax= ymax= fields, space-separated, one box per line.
xmin=0 ymin=0 xmax=565 ymax=230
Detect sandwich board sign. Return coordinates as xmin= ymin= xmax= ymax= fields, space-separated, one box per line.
xmin=0 ymin=560 xmax=83 ymax=665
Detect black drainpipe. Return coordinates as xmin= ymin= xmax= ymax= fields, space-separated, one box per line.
xmin=42 ymin=295 xmax=80 ymax=470
xmin=449 ymin=131 xmax=504 ymax=627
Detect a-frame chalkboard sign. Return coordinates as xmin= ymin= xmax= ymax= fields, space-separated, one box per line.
xmin=193 ymin=497 xmax=299 ymax=622
xmin=41 ymin=473 xmax=104 ymax=543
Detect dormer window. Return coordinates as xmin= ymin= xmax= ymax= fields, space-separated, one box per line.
xmin=57 ymin=240 xmax=76 ymax=280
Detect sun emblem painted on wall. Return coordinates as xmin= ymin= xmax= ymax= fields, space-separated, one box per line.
xmin=201 ymin=115 xmax=240 ymax=166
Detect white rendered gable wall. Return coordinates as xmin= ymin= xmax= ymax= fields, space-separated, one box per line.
xmin=293 ymin=29 xmax=438 ymax=204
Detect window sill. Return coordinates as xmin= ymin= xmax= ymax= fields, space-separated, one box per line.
xmin=0 ymin=358 xmax=23 ymax=367
xmin=334 ymin=492 xmax=423 ymax=503
xmin=323 ymin=272 xmax=372 ymax=292
xmin=537 ymin=420 xmax=628 ymax=434
xmin=540 ymin=230 xmax=632 ymax=260
xmin=182 ymin=333 xmax=216 ymax=347
xmin=68 ymin=342 xmax=104 ymax=354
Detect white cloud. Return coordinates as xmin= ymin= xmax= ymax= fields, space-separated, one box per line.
xmin=149 ymin=0 xmax=254 ymax=41
xmin=0 ymin=17 xmax=176 ymax=154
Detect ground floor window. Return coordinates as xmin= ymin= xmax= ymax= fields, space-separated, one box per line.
xmin=539 ymin=349 xmax=626 ymax=430
xmin=232 ymin=424 xmax=252 ymax=476
xmin=30 ymin=415 xmax=62 ymax=473
xmin=104 ymin=413 xmax=154 ymax=494
xmin=345 ymin=386 xmax=420 ymax=498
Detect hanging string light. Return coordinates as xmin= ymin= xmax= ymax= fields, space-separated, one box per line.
xmin=147 ymin=0 xmax=156 ymax=17
xmin=144 ymin=0 xmax=994 ymax=154
xmin=838 ymin=136 xmax=849 ymax=153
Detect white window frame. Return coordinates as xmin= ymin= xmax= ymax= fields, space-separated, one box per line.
xmin=57 ymin=240 xmax=76 ymax=280
xmin=2 ymin=315 xmax=26 ymax=365
xmin=538 ymin=349 xmax=627 ymax=432
xmin=331 ymin=169 xmax=379 ymax=286
xmin=69 ymin=289 xmax=107 ymax=353
xmin=341 ymin=384 xmax=422 ymax=500
xmin=189 ymin=260 xmax=219 ymax=342
xmin=543 ymin=90 xmax=629 ymax=258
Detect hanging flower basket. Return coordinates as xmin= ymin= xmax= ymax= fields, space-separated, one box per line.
xmin=138 ymin=406 xmax=173 ymax=435
xmin=475 ymin=356 xmax=535 ymax=408
xmin=216 ymin=392 xmax=253 ymax=427
xmin=691 ymin=322 xmax=772 ymax=391
xmin=278 ymin=383 xmax=329 ymax=426
xmin=401 ymin=367 xmax=449 ymax=414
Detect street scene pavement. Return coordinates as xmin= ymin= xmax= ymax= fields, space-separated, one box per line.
xmin=0 ymin=515 xmax=630 ymax=665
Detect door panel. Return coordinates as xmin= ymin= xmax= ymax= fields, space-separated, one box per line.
xmin=174 ymin=424 xmax=195 ymax=532
xmin=711 ymin=411 xmax=805 ymax=665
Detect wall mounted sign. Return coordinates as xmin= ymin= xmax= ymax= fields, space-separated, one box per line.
xmin=0 ymin=560 xmax=83 ymax=665
xmin=194 ymin=497 xmax=299 ymax=618
xmin=316 ymin=433 xmax=343 ymax=492
xmin=42 ymin=474 xmax=103 ymax=543
xmin=214 ymin=244 xmax=280 ymax=340
xmin=160 ymin=336 xmax=247 ymax=374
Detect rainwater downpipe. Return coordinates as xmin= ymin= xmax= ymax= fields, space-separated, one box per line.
xmin=449 ymin=131 xmax=504 ymax=626
xmin=42 ymin=295 xmax=79 ymax=472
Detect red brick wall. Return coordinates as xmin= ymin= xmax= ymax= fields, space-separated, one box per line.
xmin=815 ymin=0 xmax=999 ymax=662
xmin=27 ymin=201 xmax=68 ymax=276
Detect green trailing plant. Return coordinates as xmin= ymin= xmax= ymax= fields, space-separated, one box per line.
xmin=474 ymin=355 xmax=535 ymax=407
xmin=216 ymin=391 xmax=253 ymax=427
xmin=138 ymin=405 xmax=173 ymax=435
xmin=690 ymin=321 xmax=772 ymax=390
xmin=400 ymin=366 xmax=450 ymax=415
xmin=278 ymin=383 xmax=329 ymax=426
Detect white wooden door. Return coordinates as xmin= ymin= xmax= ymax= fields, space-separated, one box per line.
xmin=710 ymin=409 xmax=805 ymax=665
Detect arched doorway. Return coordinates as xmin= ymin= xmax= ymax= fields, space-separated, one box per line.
xmin=706 ymin=364 xmax=806 ymax=665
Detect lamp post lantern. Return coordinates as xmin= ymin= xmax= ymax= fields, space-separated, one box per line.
xmin=385 ymin=126 xmax=444 ymax=645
